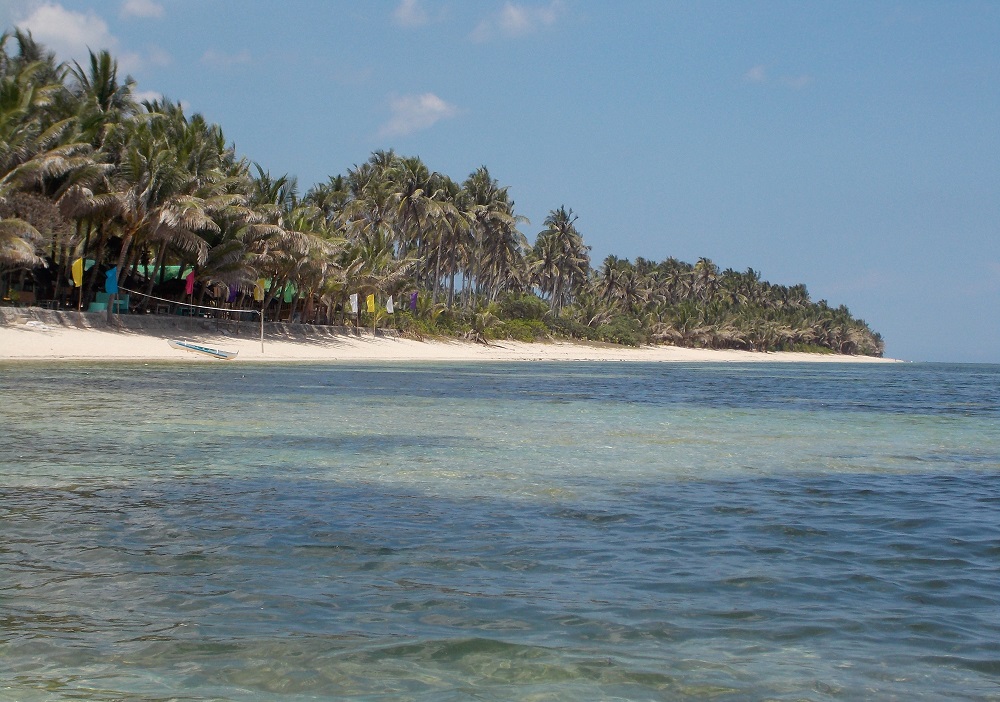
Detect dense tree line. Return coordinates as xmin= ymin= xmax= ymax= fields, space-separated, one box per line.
xmin=0 ymin=32 xmax=883 ymax=356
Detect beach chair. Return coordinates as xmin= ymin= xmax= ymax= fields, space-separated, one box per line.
xmin=10 ymin=290 xmax=36 ymax=306
xmin=95 ymin=292 xmax=129 ymax=313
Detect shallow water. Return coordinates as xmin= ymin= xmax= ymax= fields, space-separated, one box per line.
xmin=2 ymin=361 xmax=999 ymax=700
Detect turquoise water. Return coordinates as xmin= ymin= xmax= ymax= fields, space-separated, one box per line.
xmin=2 ymin=361 xmax=999 ymax=700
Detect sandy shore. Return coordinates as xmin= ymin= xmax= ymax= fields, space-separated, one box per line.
xmin=0 ymin=310 xmax=898 ymax=364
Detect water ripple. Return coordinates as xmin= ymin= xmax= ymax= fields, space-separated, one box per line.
xmin=3 ymin=363 xmax=1000 ymax=700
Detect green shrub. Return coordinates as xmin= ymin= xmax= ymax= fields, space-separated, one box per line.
xmin=488 ymin=318 xmax=548 ymax=341
xmin=498 ymin=293 xmax=548 ymax=321
xmin=789 ymin=342 xmax=835 ymax=354
xmin=545 ymin=317 xmax=597 ymax=341
xmin=594 ymin=317 xmax=646 ymax=346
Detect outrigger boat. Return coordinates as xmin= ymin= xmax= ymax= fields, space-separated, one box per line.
xmin=168 ymin=339 xmax=238 ymax=360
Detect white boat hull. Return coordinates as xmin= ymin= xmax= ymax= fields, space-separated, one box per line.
xmin=168 ymin=339 xmax=238 ymax=360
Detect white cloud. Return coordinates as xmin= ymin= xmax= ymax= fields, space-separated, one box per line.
xmin=15 ymin=2 xmax=117 ymax=62
xmin=147 ymin=45 xmax=172 ymax=67
xmin=471 ymin=1 xmax=563 ymax=42
xmin=11 ymin=2 xmax=168 ymax=73
xmin=201 ymin=49 xmax=252 ymax=69
xmin=744 ymin=64 xmax=813 ymax=90
xmin=132 ymin=89 xmax=164 ymax=104
xmin=379 ymin=93 xmax=458 ymax=138
xmin=393 ymin=0 xmax=428 ymax=27
xmin=780 ymin=74 xmax=813 ymax=90
xmin=117 ymin=51 xmax=143 ymax=73
xmin=744 ymin=64 xmax=767 ymax=83
xmin=120 ymin=0 xmax=164 ymax=19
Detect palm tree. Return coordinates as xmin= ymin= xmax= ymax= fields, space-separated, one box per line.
xmin=276 ymin=202 xmax=342 ymax=318
xmin=693 ymin=257 xmax=720 ymax=303
xmin=0 ymin=38 xmax=97 ymax=279
xmin=340 ymin=156 xmax=396 ymax=254
xmin=345 ymin=223 xmax=416 ymax=327
xmin=432 ymin=175 xmax=472 ymax=308
xmin=69 ymin=49 xmax=136 ymax=149
xmin=1 ymin=30 xmax=61 ymax=85
xmin=530 ymin=205 xmax=590 ymax=313
xmin=0 ymin=73 xmax=50 ymax=270
xmin=392 ymin=155 xmax=440 ymax=262
xmin=0 ymin=209 xmax=45 ymax=269
xmin=304 ymin=174 xmax=350 ymax=223
xmin=81 ymin=103 xmax=234 ymax=318
xmin=596 ymin=254 xmax=625 ymax=303
xmin=463 ymin=166 xmax=528 ymax=304
xmin=241 ymin=169 xmax=302 ymax=311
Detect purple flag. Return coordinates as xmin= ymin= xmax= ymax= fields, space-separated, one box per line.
xmin=409 ymin=291 xmax=418 ymax=311
xmin=227 ymin=287 xmax=238 ymax=303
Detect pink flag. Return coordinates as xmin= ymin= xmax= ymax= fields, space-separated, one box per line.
xmin=185 ymin=271 xmax=195 ymax=295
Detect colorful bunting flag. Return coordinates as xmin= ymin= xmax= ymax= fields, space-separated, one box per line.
xmin=104 ymin=267 xmax=118 ymax=294
xmin=71 ymin=258 xmax=83 ymax=287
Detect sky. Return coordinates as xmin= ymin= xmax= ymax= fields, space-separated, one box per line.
xmin=3 ymin=0 xmax=999 ymax=362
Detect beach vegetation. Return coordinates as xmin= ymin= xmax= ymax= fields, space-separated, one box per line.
xmin=0 ymin=33 xmax=884 ymax=356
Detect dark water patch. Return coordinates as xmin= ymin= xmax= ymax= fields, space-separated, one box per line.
xmin=921 ymin=655 xmax=1000 ymax=676
xmin=236 ymin=431 xmax=469 ymax=457
xmin=2 ymin=477 xmax=996 ymax=699
xmin=549 ymin=507 xmax=635 ymax=524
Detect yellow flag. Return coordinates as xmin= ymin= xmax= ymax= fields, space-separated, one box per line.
xmin=71 ymin=258 xmax=83 ymax=287
xmin=366 ymin=293 xmax=376 ymax=313
xmin=253 ymin=279 xmax=266 ymax=301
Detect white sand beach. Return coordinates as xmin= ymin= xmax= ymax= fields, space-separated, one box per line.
xmin=0 ymin=309 xmax=899 ymax=364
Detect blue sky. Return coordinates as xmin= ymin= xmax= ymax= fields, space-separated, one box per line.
xmin=5 ymin=0 xmax=999 ymax=362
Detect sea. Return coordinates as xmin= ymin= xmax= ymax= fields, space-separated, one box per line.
xmin=1 ymin=361 xmax=998 ymax=701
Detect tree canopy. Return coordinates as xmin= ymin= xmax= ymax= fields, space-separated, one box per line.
xmin=0 ymin=32 xmax=883 ymax=356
